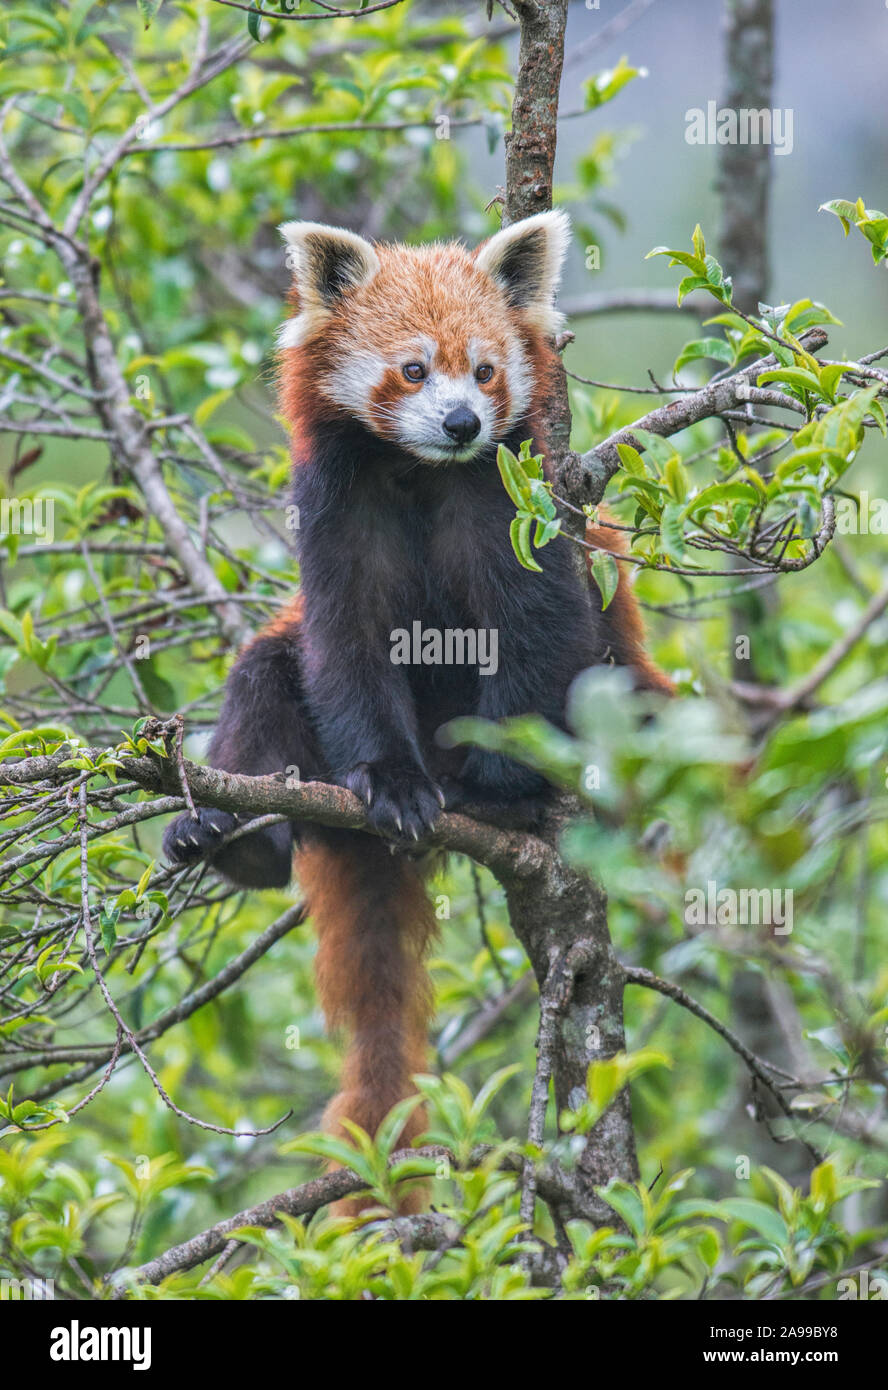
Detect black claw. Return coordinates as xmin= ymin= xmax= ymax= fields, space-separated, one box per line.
xmin=342 ymin=763 xmax=444 ymax=843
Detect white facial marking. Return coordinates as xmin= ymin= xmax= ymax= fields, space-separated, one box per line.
xmin=323 ymin=348 xmax=387 ymax=416
xmin=503 ymin=339 xmax=532 ymax=429
xmin=315 ymin=333 xmax=533 ymax=462
xmin=394 ymin=369 xmax=496 ymax=463
xmin=467 ymin=338 xmax=486 ymax=372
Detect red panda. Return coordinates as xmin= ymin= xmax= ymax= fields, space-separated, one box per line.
xmin=164 ymin=211 xmax=670 ymax=1214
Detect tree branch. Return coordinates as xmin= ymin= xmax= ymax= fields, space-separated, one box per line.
xmin=561 ymin=289 xmax=703 ymax=319
xmin=110 ymin=1142 xmax=575 ymax=1294
xmin=561 ymin=328 xmax=830 ymax=506
xmin=624 ymin=965 xmax=823 ymax=1161
xmin=730 ymin=577 xmax=888 ymax=715
xmin=1 ymin=901 xmax=306 ymax=1093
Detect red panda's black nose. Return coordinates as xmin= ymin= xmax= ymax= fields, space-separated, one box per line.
xmin=442 ymin=406 xmax=481 ymax=444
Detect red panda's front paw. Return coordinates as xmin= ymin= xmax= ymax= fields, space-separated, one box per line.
xmin=343 ymin=762 xmax=445 ymax=841
xmin=163 ymin=808 xmax=293 ymax=889
xmin=163 ymin=808 xmax=238 ymax=866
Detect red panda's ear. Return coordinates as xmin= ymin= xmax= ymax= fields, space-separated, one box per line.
xmin=474 ymin=209 xmax=570 ymax=334
xmin=277 ymin=221 xmax=380 ymax=349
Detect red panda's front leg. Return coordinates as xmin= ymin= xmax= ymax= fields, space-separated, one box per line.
xmin=299 ymin=619 xmax=445 ymax=841
xmin=294 ymin=506 xmax=445 ymax=842
xmin=163 ymin=604 xmax=317 ymax=886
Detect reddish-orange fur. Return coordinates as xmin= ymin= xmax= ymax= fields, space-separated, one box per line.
xmin=297 ymin=836 xmax=437 ymax=1216
xmin=586 ymin=515 xmax=675 ymax=695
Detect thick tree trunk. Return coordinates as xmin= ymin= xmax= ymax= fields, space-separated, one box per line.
xmin=505 ymin=802 xmax=639 ymax=1224
xmin=503 ymin=0 xmax=573 ymax=466
xmin=502 ymin=0 xmax=640 ymax=1219
xmin=717 ymin=0 xmax=774 ymax=318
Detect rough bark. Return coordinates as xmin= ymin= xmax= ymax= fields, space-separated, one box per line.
xmin=505 ymin=801 xmax=639 ymax=1223
xmin=502 ymin=0 xmax=640 ymax=1214
xmin=717 ymin=0 xmax=774 ymax=317
xmin=503 ymin=0 xmax=574 ymax=469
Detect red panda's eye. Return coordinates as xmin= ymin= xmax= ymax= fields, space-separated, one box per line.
xmin=475 ymin=364 xmax=494 ymax=384
xmin=402 ymin=363 xmax=426 ymax=383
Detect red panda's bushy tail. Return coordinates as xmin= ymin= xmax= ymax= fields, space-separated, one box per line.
xmin=296 ymin=833 xmax=438 ymax=1216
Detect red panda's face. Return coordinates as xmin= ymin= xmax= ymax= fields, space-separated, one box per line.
xmin=278 ymin=212 xmax=569 ymax=464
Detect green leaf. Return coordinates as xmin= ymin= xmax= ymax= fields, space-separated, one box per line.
xmin=534 ymin=517 xmax=560 ymax=548
xmin=629 ymin=428 xmax=680 ymax=472
xmin=583 ymin=55 xmax=645 ymax=111
xmin=469 ymin=1064 xmax=522 ymax=1122
xmin=783 ymin=299 xmax=843 ymax=332
xmin=282 ymin=1131 xmax=376 ymax=1182
xmin=757 ymin=367 xmax=822 ymax=396
xmin=374 ymin=1094 xmax=424 ymax=1156
xmin=820 ymin=198 xmax=857 ymax=235
xmin=6 ymin=7 xmax=67 ymax=42
xmin=820 ymin=197 xmax=888 ymax=265
xmin=135 ymin=862 xmax=154 ymax=900
xmin=674 ymin=337 xmax=735 ymax=375
xmin=136 ymin=0 xmax=164 ymax=27
xmin=589 ymin=550 xmax=619 ymax=610
xmin=496 ymin=443 xmax=530 ymax=508
xmin=597 ymin=1180 xmax=646 ymax=1238
xmin=773 ymin=446 xmax=840 ymax=481
xmin=645 ymin=247 xmax=706 ymax=274
xmin=510 ymin=515 xmax=542 ymax=572
xmin=99 ymin=901 xmax=120 ymax=954
xmin=818 ymin=363 xmax=851 ymax=403
xmin=616 ymin=443 xmax=648 ymax=477
xmin=659 ymin=502 xmax=686 ymax=563
xmin=719 ymin=1198 xmax=788 ymax=1245
xmin=684 ymin=481 xmax=760 ymax=517
xmin=194 ymin=388 xmax=233 ymax=427
xmin=646 ymin=229 xmax=731 ymax=305
xmin=247 ymin=4 xmax=264 ymax=42
xmin=676 ymin=274 xmax=711 ymax=306
xmin=664 ymin=455 xmax=689 ymax=503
